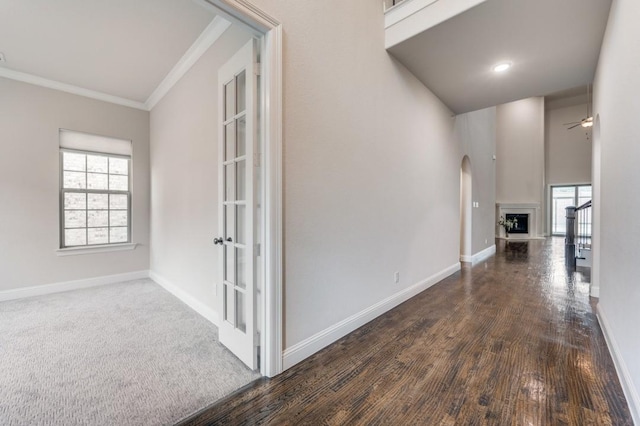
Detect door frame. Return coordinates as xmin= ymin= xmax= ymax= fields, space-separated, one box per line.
xmin=201 ymin=0 xmax=283 ymax=377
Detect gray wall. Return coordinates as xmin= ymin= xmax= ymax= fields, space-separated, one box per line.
xmin=593 ymin=0 xmax=640 ymax=419
xmin=496 ymin=97 xmax=545 ymax=235
xmin=455 ymin=107 xmax=497 ymax=256
xmin=0 ymin=77 xmax=150 ymax=291
xmin=149 ymin=25 xmax=252 ymax=312
xmin=545 ymin=102 xmax=592 ymax=186
xmin=544 ymin=101 xmax=593 ymax=235
xmin=246 ymin=0 xmax=461 ymax=350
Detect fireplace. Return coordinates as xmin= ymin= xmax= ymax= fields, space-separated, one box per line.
xmin=506 ymin=213 xmax=529 ymax=234
xmin=496 ymin=203 xmax=541 ymax=239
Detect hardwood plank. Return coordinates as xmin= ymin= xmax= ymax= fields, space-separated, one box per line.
xmin=180 ymin=238 xmax=633 ymax=426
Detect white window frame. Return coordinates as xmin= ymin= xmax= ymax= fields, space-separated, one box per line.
xmin=59 ymin=148 xmax=132 ymax=249
xmin=550 ymin=184 xmax=592 ymax=236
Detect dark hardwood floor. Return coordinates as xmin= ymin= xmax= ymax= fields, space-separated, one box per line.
xmin=181 ymin=238 xmax=632 ymax=425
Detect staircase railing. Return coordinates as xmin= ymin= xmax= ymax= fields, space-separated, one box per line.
xmin=575 ymin=200 xmax=592 ymax=260
xmin=565 ymin=200 xmax=592 ymax=267
xmin=565 ymin=206 xmax=576 ymax=267
xmin=384 ymin=0 xmax=406 ymax=11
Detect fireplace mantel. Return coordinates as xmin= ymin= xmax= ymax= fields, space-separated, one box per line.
xmin=496 ymin=203 xmax=544 ymax=240
xmin=496 ymin=203 xmax=540 ymax=209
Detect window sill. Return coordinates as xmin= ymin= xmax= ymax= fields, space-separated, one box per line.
xmin=56 ymin=243 xmax=138 ymax=257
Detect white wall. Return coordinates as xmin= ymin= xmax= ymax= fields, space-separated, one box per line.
xmin=149 ymin=26 xmax=252 ymax=312
xmin=0 ymin=77 xmax=150 ymax=291
xmin=247 ymin=0 xmax=460 ymax=352
xmin=496 ymin=97 xmax=545 ymax=235
xmin=545 ymin=102 xmax=592 ymax=186
xmin=593 ymin=0 xmax=640 ymax=420
xmin=455 ymin=107 xmax=497 ymax=256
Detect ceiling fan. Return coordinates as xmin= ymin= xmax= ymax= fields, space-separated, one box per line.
xmin=565 ymin=116 xmax=593 ymax=130
xmin=564 ymin=85 xmax=594 ymax=130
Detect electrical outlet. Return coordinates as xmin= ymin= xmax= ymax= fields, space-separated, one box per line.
xmin=394 ymin=271 xmax=400 ymax=284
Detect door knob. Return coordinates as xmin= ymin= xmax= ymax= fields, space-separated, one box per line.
xmin=214 ymin=238 xmax=223 ymax=245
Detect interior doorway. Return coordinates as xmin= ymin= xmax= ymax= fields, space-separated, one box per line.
xmin=202 ymin=0 xmax=283 ymax=377
xmin=460 ymin=156 xmax=472 ymax=262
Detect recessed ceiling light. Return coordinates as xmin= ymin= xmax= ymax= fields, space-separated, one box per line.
xmin=493 ymin=62 xmax=512 ymax=73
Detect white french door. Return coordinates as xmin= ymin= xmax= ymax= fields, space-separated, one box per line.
xmin=217 ymin=39 xmax=258 ymax=370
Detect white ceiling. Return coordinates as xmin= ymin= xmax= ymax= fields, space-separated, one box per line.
xmin=387 ymin=0 xmax=612 ymax=114
xmin=545 ymin=85 xmax=590 ymax=110
xmin=0 ymin=0 xmax=217 ymax=104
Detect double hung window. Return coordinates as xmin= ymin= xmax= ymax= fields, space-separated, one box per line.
xmin=60 ymin=130 xmax=132 ymax=248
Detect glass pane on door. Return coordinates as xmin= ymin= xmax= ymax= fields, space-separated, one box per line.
xmin=225 ymin=123 xmax=235 ymax=161
xmin=224 ymin=283 xmax=235 ymax=326
xmin=236 ymin=290 xmax=246 ymax=333
xmin=236 ymin=247 xmax=246 ymax=289
xmin=236 ymin=205 xmax=246 ymax=245
xmin=236 ymin=71 xmax=246 ymax=114
xmin=236 ymin=161 xmax=246 ymax=201
xmin=551 ymin=185 xmax=592 ymax=235
xmin=225 ymin=205 xmax=235 ymax=241
xmin=225 ymin=245 xmax=235 ymax=284
xmin=237 ymin=117 xmax=246 ymax=157
xmin=225 ymin=165 xmax=234 ymax=201
xmin=225 ymin=80 xmax=235 ymax=121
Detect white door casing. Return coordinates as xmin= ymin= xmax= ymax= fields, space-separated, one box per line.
xmin=217 ymin=38 xmax=258 ymax=370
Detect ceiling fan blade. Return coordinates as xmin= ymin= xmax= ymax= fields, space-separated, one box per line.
xmin=567 ymin=123 xmax=582 ymax=130
xmin=563 ymin=122 xmax=580 ymax=125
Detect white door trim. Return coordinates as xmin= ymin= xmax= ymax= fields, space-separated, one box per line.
xmin=202 ymin=0 xmax=283 ymax=378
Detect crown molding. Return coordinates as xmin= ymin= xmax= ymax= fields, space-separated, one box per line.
xmin=0 ymin=67 xmax=148 ymax=110
xmin=0 ymin=15 xmax=231 ymax=112
xmin=145 ymin=16 xmax=231 ymax=110
xmin=201 ymin=0 xmax=279 ymax=35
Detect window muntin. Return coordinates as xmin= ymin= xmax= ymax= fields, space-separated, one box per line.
xmin=60 ymin=150 xmax=131 ymax=248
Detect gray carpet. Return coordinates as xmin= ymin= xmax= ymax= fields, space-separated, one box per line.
xmin=0 ymin=279 xmax=260 ymax=425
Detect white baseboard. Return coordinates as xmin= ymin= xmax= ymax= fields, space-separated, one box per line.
xmin=460 ymin=245 xmax=496 ymax=265
xmin=472 ymin=245 xmax=496 ymax=265
xmin=149 ymin=270 xmax=219 ymax=326
xmin=282 ymin=262 xmax=461 ymax=370
xmin=597 ymin=304 xmax=640 ymax=425
xmin=0 ymin=270 xmax=150 ymax=302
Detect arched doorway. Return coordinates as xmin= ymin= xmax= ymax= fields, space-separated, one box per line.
xmin=460 ymin=156 xmax=472 ymax=263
